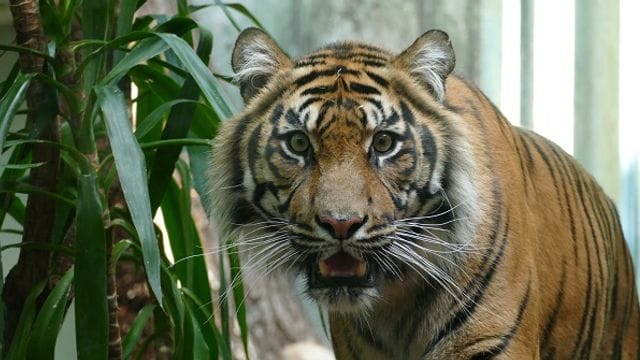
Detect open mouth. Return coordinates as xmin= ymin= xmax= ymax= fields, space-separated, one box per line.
xmin=308 ymin=251 xmax=375 ymax=288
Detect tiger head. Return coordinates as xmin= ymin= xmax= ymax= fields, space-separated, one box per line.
xmin=210 ymin=28 xmax=483 ymax=312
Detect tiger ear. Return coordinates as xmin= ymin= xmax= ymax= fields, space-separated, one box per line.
xmin=231 ymin=27 xmax=292 ymax=102
xmin=393 ymin=30 xmax=455 ymax=102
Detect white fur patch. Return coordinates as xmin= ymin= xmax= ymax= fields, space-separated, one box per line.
xmin=410 ymin=42 xmax=451 ymax=102
xmin=233 ymin=38 xmax=281 ymax=88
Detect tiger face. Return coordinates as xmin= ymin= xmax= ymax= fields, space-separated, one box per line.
xmin=212 ymin=28 xmax=480 ymax=312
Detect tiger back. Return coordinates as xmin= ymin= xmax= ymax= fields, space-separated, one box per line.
xmin=209 ymin=27 xmax=639 ymax=359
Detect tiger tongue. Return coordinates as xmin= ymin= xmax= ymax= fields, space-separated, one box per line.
xmin=319 ymin=252 xmax=367 ymax=278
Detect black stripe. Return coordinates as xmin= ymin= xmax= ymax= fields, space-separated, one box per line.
xmin=399 ymin=101 xmax=415 ymax=126
xmin=317 ymin=114 xmax=338 ymax=136
xmin=578 ymin=173 xmax=607 ymax=354
xmin=524 ymin=133 xmax=561 ymax=201
xmin=570 ymin=169 xmax=597 ymax=359
xmin=365 ymin=71 xmax=389 ymax=87
xmin=277 ymin=182 xmax=302 ymax=213
xmin=423 ymin=212 xmax=509 ymax=355
xmin=544 ymin=143 xmax=579 ymax=263
xmin=519 ymin=133 xmax=535 ymax=170
xmin=579 ymin=288 xmax=600 ymax=359
xmin=349 ymin=81 xmax=381 ymax=95
xmin=512 ymin=137 xmax=531 ymax=192
xmin=586 ymin=184 xmax=614 ymax=331
xmin=613 ymin=242 xmax=635 ymax=359
xmin=402 ymin=186 xmax=501 ymax=343
xmin=353 ymin=59 xmax=386 ymax=67
xmin=251 ymin=181 xmax=278 ymax=215
xmin=357 ymin=105 xmax=369 ymax=128
xmin=391 ymin=79 xmax=447 ymax=126
xmin=363 ymin=97 xmax=384 ymax=117
xmin=419 ymin=125 xmax=437 ymax=176
xmin=285 ymin=108 xmax=299 ymax=126
xmin=293 ymin=68 xmax=337 ymax=87
xmin=247 ymin=123 xmax=263 ymax=179
xmin=264 ymin=145 xmax=299 ymax=180
xmin=301 ymin=82 xmax=338 ymax=96
xmin=382 ymin=109 xmax=400 ymax=126
xmin=269 ymin=103 xmax=284 ymax=124
xmin=541 ymin=260 xmax=567 ymax=358
xmin=298 ymin=97 xmax=323 ymax=112
xmin=489 ymin=103 xmax=512 ymax=141
xmin=294 ymin=59 xmax=326 ymax=67
xmin=230 ymin=116 xmax=250 ymax=193
xmin=230 ymin=198 xmax=260 ymax=225
xmin=314 ymin=101 xmax=335 ymax=130
xmin=469 ymin=277 xmax=532 ymax=359
xmin=303 ymin=50 xmax=388 ymax=62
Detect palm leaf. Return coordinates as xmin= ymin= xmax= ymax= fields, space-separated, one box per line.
xmin=96 ymin=84 xmax=162 ymax=304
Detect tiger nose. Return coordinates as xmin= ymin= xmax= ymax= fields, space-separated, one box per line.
xmin=316 ymin=215 xmax=365 ymax=239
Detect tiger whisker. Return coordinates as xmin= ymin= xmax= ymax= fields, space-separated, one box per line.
xmin=392 ymin=231 xmax=481 ymax=254
xmin=386 ymin=242 xmax=465 ymax=305
xmin=230 ymin=248 xmax=302 ymax=319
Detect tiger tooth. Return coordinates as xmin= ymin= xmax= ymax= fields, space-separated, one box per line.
xmin=355 ymin=261 xmax=367 ymax=277
xmin=319 ymin=260 xmax=330 ymax=277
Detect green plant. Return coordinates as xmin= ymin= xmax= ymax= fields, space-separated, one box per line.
xmin=0 ymin=1 xmax=256 ymax=358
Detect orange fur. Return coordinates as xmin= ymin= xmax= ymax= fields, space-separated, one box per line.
xmin=209 ymin=28 xmax=639 ymax=359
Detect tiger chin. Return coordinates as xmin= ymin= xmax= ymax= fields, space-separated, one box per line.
xmin=209 ymin=27 xmax=640 ymax=359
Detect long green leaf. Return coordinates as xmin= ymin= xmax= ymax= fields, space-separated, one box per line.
xmin=113 ymin=0 xmax=137 ymax=64
xmin=155 ymin=33 xmax=234 ymax=118
xmin=186 ymin=145 xmax=210 ymax=210
xmin=122 ymin=304 xmax=156 ymax=359
xmin=189 ymin=3 xmax=265 ymax=29
xmin=39 ymin=0 xmax=65 ymax=42
xmin=102 ymin=37 xmax=169 ymax=85
xmin=75 ymin=174 xmax=108 ymax=360
xmin=216 ymin=0 xmax=241 ymax=30
xmin=229 ymin=249 xmax=249 ymax=358
xmin=218 ymin=250 xmax=230 ymax=351
xmin=224 ymin=3 xmax=266 ymax=29
xmin=182 ymin=288 xmax=229 ymax=360
xmin=101 ymin=17 xmax=201 ymax=86
xmin=0 ymin=44 xmax=54 ymax=62
xmin=160 ymin=265 xmax=185 ymax=355
xmin=4 ymin=281 xmax=46 ymax=359
xmin=2 ymin=138 xmax=92 ymax=174
xmin=95 ymin=84 xmax=162 ymax=304
xmin=0 ymin=63 xmax=20 ymax=102
xmin=0 ymin=179 xmax=75 ymax=206
xmin=81 ymin=0 xmax=111 ymax=91
xmin=147 ymin=26 xmax=213 ymax=213
xmin=0 ymin=73 xmax=35 ymax=152
xmin=129 ymin=66 xmax=180 ymax=148
xmin=27 ymin=267 xmax=74 ymax=360
xmin=6 ymin=194 xmax=25 ymax=226
xmin=134 ymin=99 xmax=200 ymax=140
xmin=162 ymin=171 xmax=211 ymax=305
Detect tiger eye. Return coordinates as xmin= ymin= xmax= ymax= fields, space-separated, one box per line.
xmin=288 ymin=132 xmax=310 ymax=154
xmin=373 ymin=132 xmax=395 ymax=153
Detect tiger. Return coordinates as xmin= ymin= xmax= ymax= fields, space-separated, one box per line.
xmin=208 ymin=27 xmax=640 ymax=359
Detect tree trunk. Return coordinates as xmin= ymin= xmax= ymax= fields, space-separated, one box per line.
xmin=2 ymin=0 xmax=60 ymax=347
